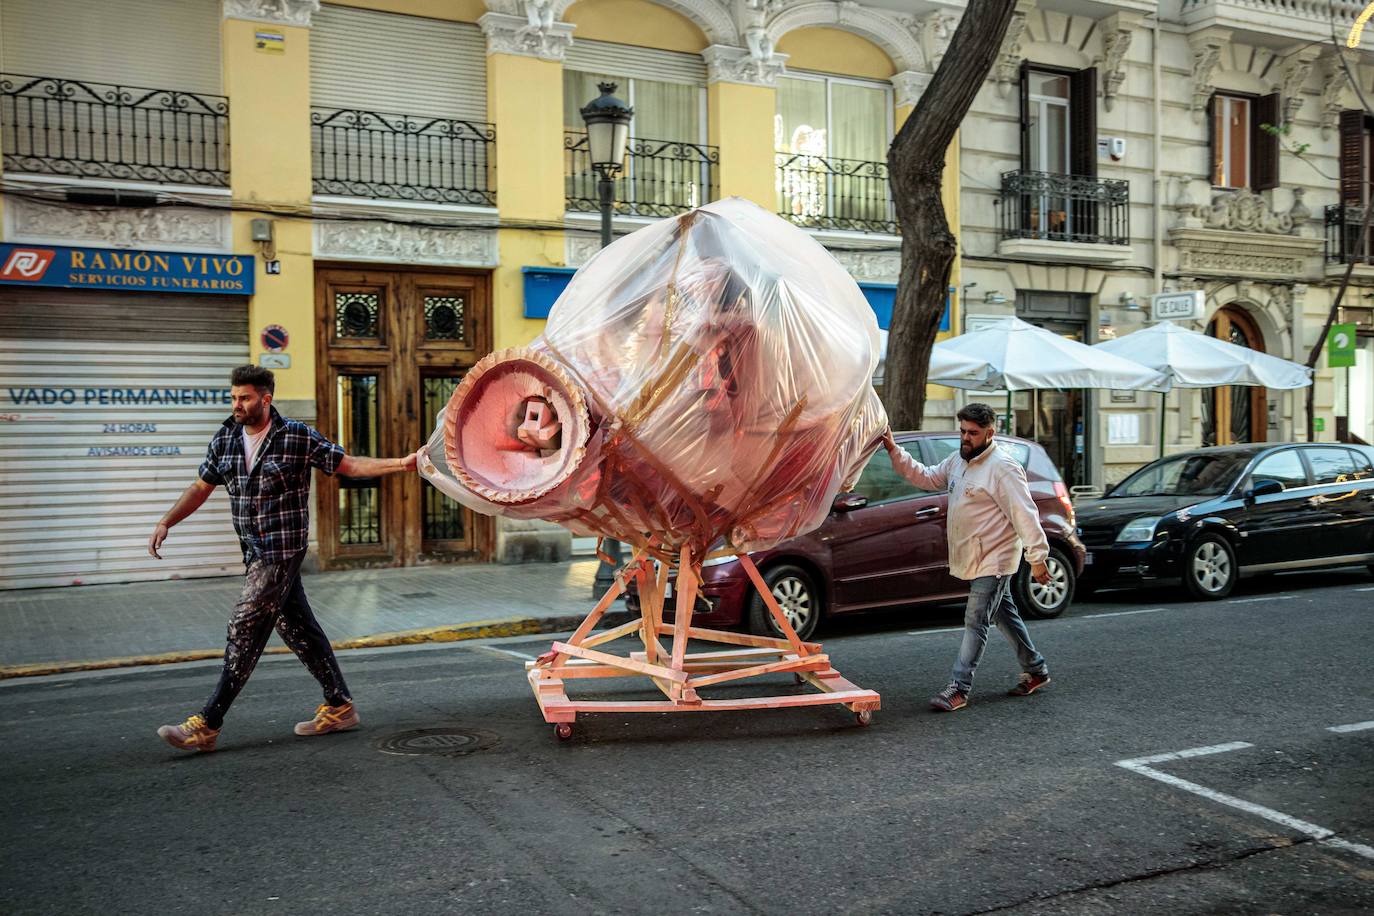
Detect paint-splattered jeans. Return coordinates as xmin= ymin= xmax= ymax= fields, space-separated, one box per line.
xmin=950 ymin=574 xmax=1048 ymax=694
xmin=201 ymin=550 xmax=351 ymax=729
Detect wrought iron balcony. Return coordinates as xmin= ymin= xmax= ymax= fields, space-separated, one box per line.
xmin=1325 ymin=203 xmax=1374 ymax=265
xmin=1 ymin=74 xmax=229 ymax=186
xmin=565 ymin=132 xmax=718 ymax=218
xmin=999 ymin=170 xmax=1130 ymax=246
xmin=774 ymin=153 xmax=895 ymax=234
xmin=312 ymin=107 xmax=495 ymax=206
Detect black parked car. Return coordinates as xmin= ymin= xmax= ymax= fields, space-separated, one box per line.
xmin=1077 ymin=443 xmax=1374 ymax=599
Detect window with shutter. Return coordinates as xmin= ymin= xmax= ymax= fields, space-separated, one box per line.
xmin=1069 ymin=67 xmax=1097 ymax=179
xmin=1211 ymin=93 xmax=1251 ymax=189
xmin=1340 ymin=109 xmax=1367 ymax=205
xmin=1252 ymin=92 xmax=1280 ymax=191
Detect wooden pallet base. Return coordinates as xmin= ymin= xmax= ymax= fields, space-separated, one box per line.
xmin=525 ymin=546 xmax=881 ymax=739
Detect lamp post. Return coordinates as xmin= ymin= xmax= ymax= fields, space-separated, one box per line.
xmin=582 ymin=82 xmax=633 ymax=599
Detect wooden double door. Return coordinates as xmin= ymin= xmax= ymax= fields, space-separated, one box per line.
xmin=315 ymin=265 xmax=492 ymax=568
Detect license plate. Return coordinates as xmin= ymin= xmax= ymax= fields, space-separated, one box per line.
xmin=1083 ymin=552 xmax=1094 ymax=566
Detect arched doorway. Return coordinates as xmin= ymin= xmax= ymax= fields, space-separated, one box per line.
xmin=1201 ymin=305 xmax=1267 ymax=446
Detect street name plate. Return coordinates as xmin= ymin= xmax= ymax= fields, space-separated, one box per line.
xmin=1150 ymin=290 xmax=1204 ymax=322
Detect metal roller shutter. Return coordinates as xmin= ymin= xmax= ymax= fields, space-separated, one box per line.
xmin=564 ymin=39 xmax=706 ymax=85
xmin=0 ymin=289 xmax=249 ymax=589
xmin=311 ymin=5 xmax=487 ymax=121
xmin=0 ymin=0 xmax=221 ymax=94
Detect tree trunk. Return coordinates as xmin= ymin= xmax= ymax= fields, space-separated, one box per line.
xmin=885 ymin=0 xmax=1017 ymax=430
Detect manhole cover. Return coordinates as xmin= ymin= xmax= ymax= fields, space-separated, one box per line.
xmin=374 ymin=728 xmax=500 ymax=757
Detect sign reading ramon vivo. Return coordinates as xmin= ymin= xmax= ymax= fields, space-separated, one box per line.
xmin=0 ymin=243 xmax=254 ymax=295
xmin=1150 ymin=290 xmax=1205 ymax=322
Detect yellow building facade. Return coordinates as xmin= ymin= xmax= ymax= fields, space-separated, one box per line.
xmin=0 ymin=0 xmax=959 ymax=585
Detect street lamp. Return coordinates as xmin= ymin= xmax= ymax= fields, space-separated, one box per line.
xmin=581 ymin=81 xmax=633 ymax=598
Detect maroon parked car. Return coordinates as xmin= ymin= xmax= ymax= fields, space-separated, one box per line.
xmin=628 ymin=431 xmax=1087 ymax=639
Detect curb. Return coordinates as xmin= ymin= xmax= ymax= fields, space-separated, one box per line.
xmin=0 ymin=610 xmax=634 ymax=680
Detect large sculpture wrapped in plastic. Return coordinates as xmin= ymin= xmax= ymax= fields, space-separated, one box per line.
xmin=420 ymin=197 xmax=887 ymax=558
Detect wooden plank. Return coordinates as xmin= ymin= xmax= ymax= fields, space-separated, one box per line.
xmin=579 ymin=617 xmax=646 ymax=650
xmin=738 ymin=554 xmax=810 ymax=656
xmin=687 ymin=654 xmax=829 ymax=689
xmin=668 ymin=545 xmax=697 ymax=674
xmin=537 ymin=689 xmax=880 ymax=714
xmin=654 ymin=624 xmax=821 ymax=654
xmin=549 ymin=549 xmax=642 ymax=668
xmin=551 ymin=641 xmax=687 ymax=683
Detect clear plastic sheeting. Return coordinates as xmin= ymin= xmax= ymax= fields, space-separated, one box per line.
xmin=419 ymin=197 xmax=887 ymax=556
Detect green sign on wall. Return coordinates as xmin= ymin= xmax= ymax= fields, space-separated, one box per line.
xmin=1329 ymin=323 xmax=1357 ymax=368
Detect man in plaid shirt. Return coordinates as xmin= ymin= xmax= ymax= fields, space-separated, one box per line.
xmin=148 ymin=365 xmax=418 ymax=752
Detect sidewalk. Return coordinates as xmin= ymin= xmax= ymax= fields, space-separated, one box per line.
xmin=0 ymin=559 xmax=620 ymax=677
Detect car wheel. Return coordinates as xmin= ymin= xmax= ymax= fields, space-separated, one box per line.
xmin=1014 ymin=546 xmax=1075 ymax=619
xmin=747 ymin=564 xmax=822 ymax=641
xmin=1183 ymin=534 xmax=1237 ymax=600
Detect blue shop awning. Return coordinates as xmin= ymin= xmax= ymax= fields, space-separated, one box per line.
xmin=860 ymin=283 xmax=951 ymax=333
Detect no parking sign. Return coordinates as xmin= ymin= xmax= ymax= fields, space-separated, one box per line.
xmin=261 ymin=325 xmax=289 ymax=352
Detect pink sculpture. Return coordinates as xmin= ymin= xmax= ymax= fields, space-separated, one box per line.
xmin=419 ymin=198 xmax=885 ymax=737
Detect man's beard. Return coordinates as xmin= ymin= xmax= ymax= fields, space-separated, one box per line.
xmin=961 ymin=440 xmax=992 ymax=460
xmin=233 ymin=405 xmax=267 ymax=427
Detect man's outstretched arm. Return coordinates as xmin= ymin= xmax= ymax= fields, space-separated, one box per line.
xmin=336 ymin=450 xmax=421 ymax=478
xmin=149 ymin=479 xmax=216 ymax=559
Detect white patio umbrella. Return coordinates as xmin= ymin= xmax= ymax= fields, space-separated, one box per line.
xmin=1094 ymin=320 xmax=1312 ymax=457
xmin=926 ymin=316 xmax=1168 ymax=436
xmin=876 ymin=328 xmax=989 ymax=388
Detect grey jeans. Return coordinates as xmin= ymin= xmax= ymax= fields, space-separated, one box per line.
xmin=950 ymin=574 xmax=1047 ymax=693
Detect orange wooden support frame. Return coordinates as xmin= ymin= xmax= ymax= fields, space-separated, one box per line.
xmin=526 ymin=547 xmax=880 ymax=739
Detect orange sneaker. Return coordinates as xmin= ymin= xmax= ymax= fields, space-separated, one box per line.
xmin=1008 ymin=672 xmax=1051 ymax=696
xmin=157 ymin=714 xmax=220 ymax=752
xmin=294 ymin=702 xmax=359 ymax=737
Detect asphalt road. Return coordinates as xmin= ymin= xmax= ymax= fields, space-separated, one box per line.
xmin=3 ymin=567 xmax=1372 ymax=915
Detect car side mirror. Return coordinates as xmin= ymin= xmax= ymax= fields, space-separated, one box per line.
xmin=833 ymin=493 xmax=868 ymax=512
xmin=1245 ymin=478 xmax=1284 ymax=502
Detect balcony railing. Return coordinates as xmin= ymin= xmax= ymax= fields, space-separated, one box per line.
xmin=312 ymin=107 xmax=495 ymax=206
xmin=565 ymin=132 xmax=718 ymax=217
xmin=1 ymin=74 xmax=229 ymax=186
xmin=1325 ymin=203 xmax=1374 ymax=265
xmin=999 ymin=170 xmax=1129 ymax=245
xmin=774 ymin=153 xmax=895 ymax=234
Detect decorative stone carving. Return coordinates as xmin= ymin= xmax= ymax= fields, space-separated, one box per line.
xmin=913 ymin=11 xmax=956 ymax=71
xmin=1169 ymin=227 xmax=1322 ymax=281
xmin=765 ymin=0 xmax=923 ymax=74
xmin=1288 ymin=187 xmax=1311 ymax=230
xmin=890 ymin=71 xmax=931 ymax=109
xmin=478 ymin=10 xmax=574 ymax=61
xmin=221 ymin=0 xmax=319 ymax=27
xmin=1094 ymin=15 xmax=1137 ymax=113
xmin=565 ymin=233 xmax=601 ymax=267
xmin=8 ymin=197 xmax=230 ymax=250
xmin=1191 ymin=189 xmax=1294 ymax=235
xmin=1321 ymin=51 xmax=1352 ymax=140
xmin=702 ymin=44 xmax=787 ymax=86
xmin=832 ymin=249 xmax=901 ymax=283
xmin=995 ymin=3 xmax=1032 ymax=99
xmin=315 ymin=221 xmax=498 ymax=267
xmin=1280 ymin=52 xmax=1316 ymax=125
xmin=1188 ymin=30 xmax=1227 ymax=123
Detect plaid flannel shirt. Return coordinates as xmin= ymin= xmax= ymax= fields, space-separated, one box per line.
xmin=199 ymin=406 xmax=345 ymax=564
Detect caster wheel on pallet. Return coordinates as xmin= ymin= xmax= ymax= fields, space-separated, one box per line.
xmin=793 ymin=674 xmax=806 ymax=685
xmin=854 ymin=710 xmax=873 ymax=727
xmin=553 ymin=723 xmax=574 ymax=741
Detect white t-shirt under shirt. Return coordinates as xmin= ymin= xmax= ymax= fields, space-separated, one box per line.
xmin=242 ymin=425 xmax=270 ymax=470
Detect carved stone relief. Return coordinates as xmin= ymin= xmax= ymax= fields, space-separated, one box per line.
xmin=702 ymin=44 xmax=787 ymax=86
xmin=1188 ymin=32 xmax=1225 ymax=123
xmin=478 ymin=10 xmax=574 ymax=61
xmin=1095 ymin=16 xmax=1136 ymax=113
xmin=221 ymin=0 xmax=319 ymax=27
xmin=995 ymin=4 xmax=1032 ymax=99
xmin=832 ymin=249 xmax=901 ymax=283
xmin=315 ymin=221 xmax=498 ymax=267
xmin=8 ymin=197 xmax=230 ymax=250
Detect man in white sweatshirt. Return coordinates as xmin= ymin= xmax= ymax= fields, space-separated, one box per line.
xmin=883 ymin=402 xmax=1052 ymax=712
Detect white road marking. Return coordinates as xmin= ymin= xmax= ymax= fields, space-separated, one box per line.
xmin=1079 ymin=608 xmax=1165 ymax=619
xmin=1327 ymin=721 xmax=1374 ymax=734
xmin=1117 ymin=742 xmax=1374 ymax=862
xmin=905 ymin=627 xmax=965 ymax=637
xmin=1355 ymin=586 xmax=1374 ymax=592
xmin=1228 ymin=596 xmax=1289 ymax=604
xmin=472 ymin=645 xmax=537 ymax=662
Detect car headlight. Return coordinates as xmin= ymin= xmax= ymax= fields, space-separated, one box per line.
xmin=1115 ymin=516 xmax=1161 ymax=543
xmin=702 ymin=554 xmax=740 ymax=568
